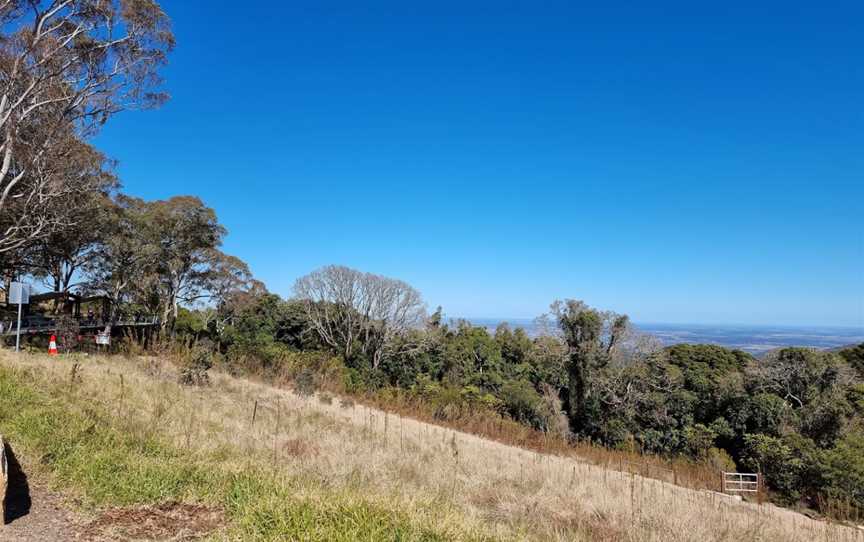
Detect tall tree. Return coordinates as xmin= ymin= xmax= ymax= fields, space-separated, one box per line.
xmin=86 ymin=195 xmax=156 ymax=320
xmin=0 ymin=127 xmax=113 ymax=254
xmin=146 ymin=196 xmax=227 ymax=335
xmin=552 ymin=299 xmax=630 ymax=434
xmin=26 ymin=162 xmax=116 ymax=302
xmin=0 ymin=0 xmax=173 ymax=253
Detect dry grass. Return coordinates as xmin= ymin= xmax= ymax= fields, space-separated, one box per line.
xmin=350 ymin=390 xmax=722 ymax=491
xmin=4 ymin=351 xmax=864 ymax=542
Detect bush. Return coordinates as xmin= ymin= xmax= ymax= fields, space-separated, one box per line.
xmin=740 ymin=434 xmax=802 ymax=503
xmin=537 ymin=384 xmax=570 ymax=438
xmin=839 ymin=343 xmax=864 ymax=379
xmin=55 ymin=315 xmax=80 ymax=353
xmin=500 ymin=380 xmax=544 ymax=428
xmin=178 ymin=347 xmax=214 ymax=386
xmin=741 ymin=433 xmax=823 ymax=505
xmin=681 ymin=424 xmax=716 ymax=458
xmin=821 ymin=430 xmax=864 ymax=511
xmin=294 ymin=368 xmax=317 ymax=398
xmin=407 ymin=379 xmax=501 ymax=422
xmin=706 ymin=447 xmax=736 ymax=472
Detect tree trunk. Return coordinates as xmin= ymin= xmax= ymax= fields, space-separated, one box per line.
xmin=567 ymin=352 xmax=589 ymax=434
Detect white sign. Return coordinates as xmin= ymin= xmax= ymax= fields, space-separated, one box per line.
xmin=9 ymin=282 xmax=29 ymax=305
xmin=10 ymin=282 xmax=29 ymax=352
xmin=96 ymin=332 xmax=111 ymax=346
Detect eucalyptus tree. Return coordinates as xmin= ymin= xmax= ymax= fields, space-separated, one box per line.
xmin=143 ymin=196 xmax=227 ymax=335
xmin=85 ymin=195 xmax=157 ymax=320
xmin=26 ymin=164 xmax=116 ymax=302
xmin=0 ymin=0 xmax=173 ymax=253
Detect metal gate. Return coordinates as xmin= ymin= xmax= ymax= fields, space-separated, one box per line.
xmin=721 ymin=472 xmax=760 ymax=494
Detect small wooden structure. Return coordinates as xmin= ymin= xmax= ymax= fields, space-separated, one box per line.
xmin=721 ymin=472 xmax=760 ymax=494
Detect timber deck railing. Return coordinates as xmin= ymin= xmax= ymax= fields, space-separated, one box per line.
xmin=0 ymin=316 xmax=159 ymax=337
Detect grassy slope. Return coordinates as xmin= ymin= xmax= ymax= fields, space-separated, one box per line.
xmin=0 ymin=360 xmax=487 ymax=541
xmin=0 ymin=352 xmax=860 ymax=542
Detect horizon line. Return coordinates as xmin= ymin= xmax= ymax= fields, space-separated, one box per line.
xmin=452 ymin=316 xmax=864 ymax=331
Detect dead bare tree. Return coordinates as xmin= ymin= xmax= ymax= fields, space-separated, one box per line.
xmin=0 ymin=0 xmax=174 ymax=253
xmin=293 ymin=265 xmax=426 ymax=369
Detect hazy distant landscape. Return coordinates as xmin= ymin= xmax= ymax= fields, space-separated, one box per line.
xmin=465 ymin=318 xmax=864 ymax=355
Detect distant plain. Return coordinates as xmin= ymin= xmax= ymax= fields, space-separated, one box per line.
xmin=464 ymin=318 xmax=864 ymax=355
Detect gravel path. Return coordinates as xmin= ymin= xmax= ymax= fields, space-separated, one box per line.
xmin=1 ymin=445 xmax=80 ymax=542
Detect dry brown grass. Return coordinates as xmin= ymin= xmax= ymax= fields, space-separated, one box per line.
xmin=351 ymin=390 xmax=722 ymax=491
xmin=5 ymin=351 xmax=864 ymax=542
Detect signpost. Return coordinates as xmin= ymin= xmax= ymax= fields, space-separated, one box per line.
xmin=9 ymin=282 xmax=30 ymax=352
xmin=96 ymin=330 xmax=111 ymax=347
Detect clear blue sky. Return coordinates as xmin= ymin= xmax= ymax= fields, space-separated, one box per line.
xmin=93 ymin=1 xmax=863 ymax=327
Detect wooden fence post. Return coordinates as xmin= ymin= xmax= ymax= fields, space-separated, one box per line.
xmin=757 ymin=473 xmax=764 ymax=505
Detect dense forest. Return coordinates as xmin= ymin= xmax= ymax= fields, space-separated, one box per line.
xmin=0 ymin=0 xmax=861 ymax=524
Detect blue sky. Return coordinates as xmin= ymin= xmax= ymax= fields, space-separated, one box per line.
xmin=93 ymin=1 xmax=863 ymax=327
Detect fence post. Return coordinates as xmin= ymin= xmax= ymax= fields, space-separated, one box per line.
xmin=757 ymin=473 xmax=764 ymax=505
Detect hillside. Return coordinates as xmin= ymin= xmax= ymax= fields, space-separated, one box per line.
xmin=1 ymin=352 xmax=861 ymax=541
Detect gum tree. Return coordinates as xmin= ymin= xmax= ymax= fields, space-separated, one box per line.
xmin=0 ymin=0 xmax=174 ymax=253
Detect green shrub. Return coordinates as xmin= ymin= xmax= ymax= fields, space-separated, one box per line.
xmin=178 ymin=347 xmax=214 ymax=386
xmin=681 ymin=424 xmax=716 ymax=458
xmin=499 ymin=380 xmax=544 ymax=428
xmin=706 ymin=447 xmax=736 ymax=472
xmin=821 ymin=430 xmax=864 ymax=510
xmin=741 ymin=433 xmax=824 ymax=505
xmin=839 ymin=343 xmax=864 ymax=379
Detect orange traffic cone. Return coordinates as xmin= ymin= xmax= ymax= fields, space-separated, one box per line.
xmin=48 ymin=335 xmax=59 ymax=356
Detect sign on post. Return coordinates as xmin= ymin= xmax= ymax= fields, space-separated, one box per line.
xmin=9 ymin=282 xmax=29 ymax=353
xmin=9 ymin=282 xmax=29 ymax=305
xmin=96 ymin=331 xmax=111 ymax=346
